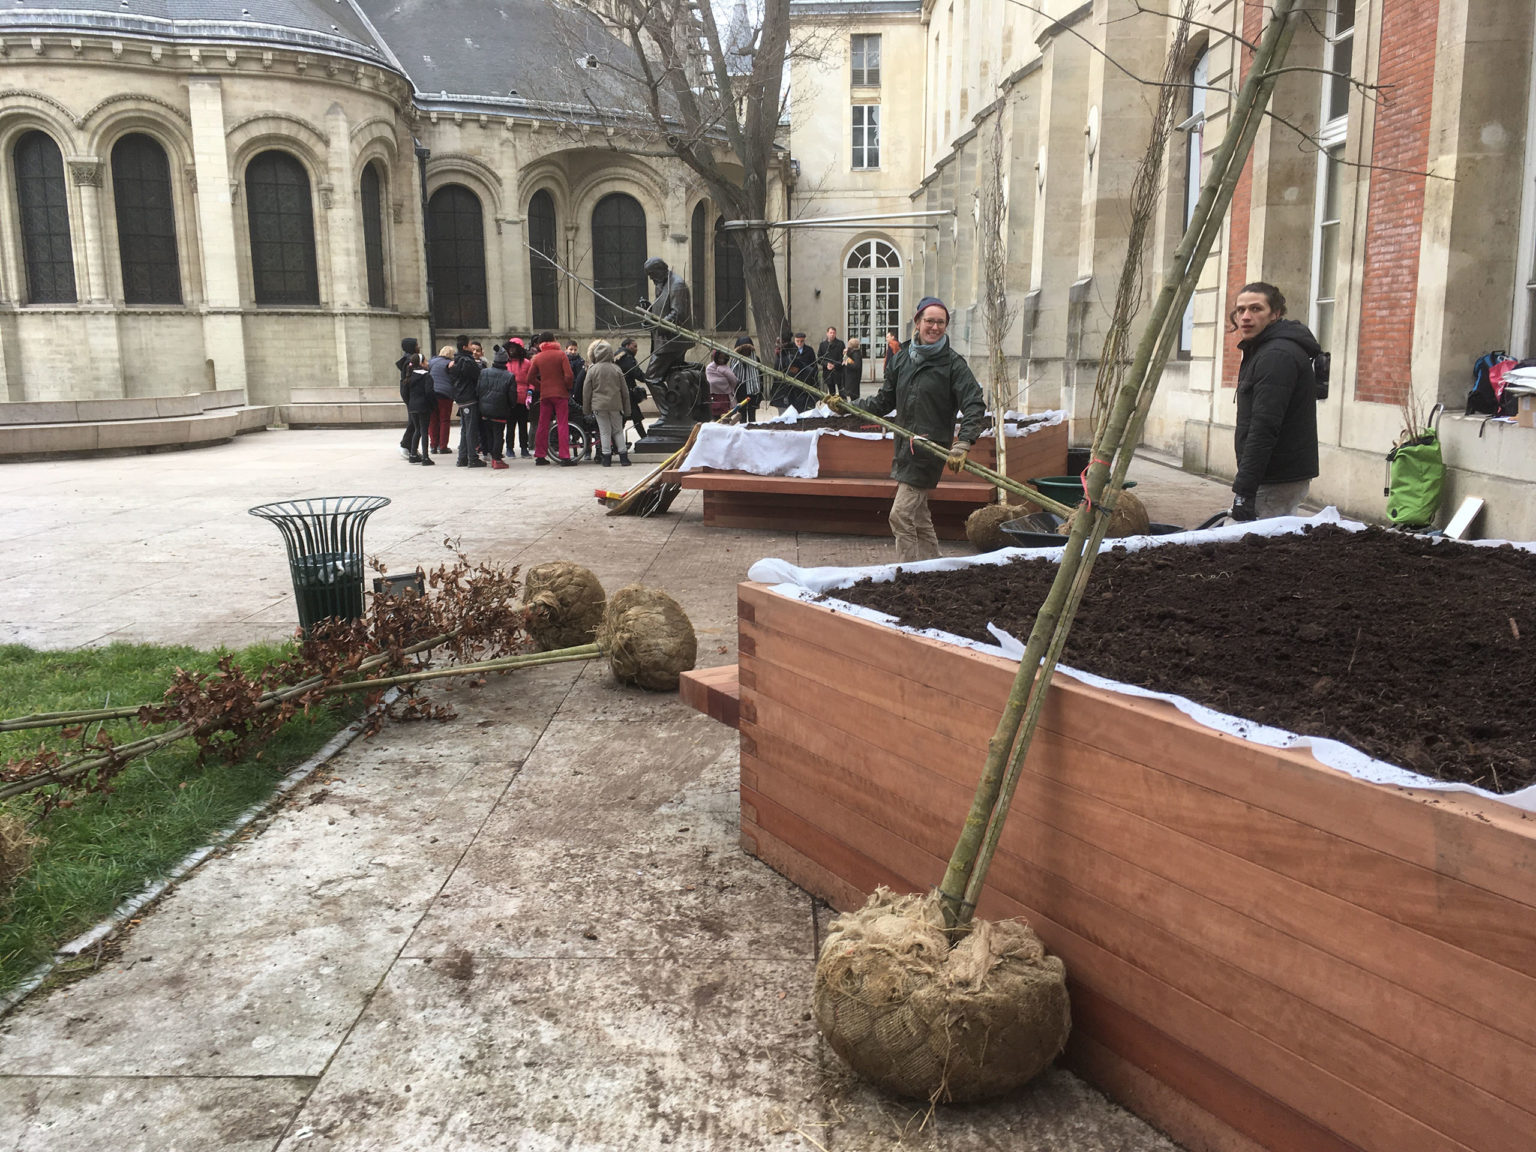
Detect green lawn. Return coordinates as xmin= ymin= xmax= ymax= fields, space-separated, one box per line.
xmin=0 ymin=641 xmax=357 ymax=998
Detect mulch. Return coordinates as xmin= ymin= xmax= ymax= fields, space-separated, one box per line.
xmin=831 ymin=525 xmax=1536 ymax=794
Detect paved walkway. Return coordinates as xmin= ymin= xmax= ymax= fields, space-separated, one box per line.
xmin=0 ymin=429 xmax=1230 ymax=1150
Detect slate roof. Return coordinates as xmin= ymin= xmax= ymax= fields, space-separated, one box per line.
xmin=0 ymin=0 xmax=392 ymax=64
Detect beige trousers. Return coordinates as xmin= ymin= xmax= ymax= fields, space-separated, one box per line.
xmin=889 ymin=482 xmax=940 ymax=562
xmin=1256 ymin=480 xmax=1310 ymax=519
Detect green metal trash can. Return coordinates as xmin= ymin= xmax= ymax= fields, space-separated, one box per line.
xmin=249 ymin=496 xmax=391 ymax=634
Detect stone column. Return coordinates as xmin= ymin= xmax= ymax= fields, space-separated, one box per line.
xmin=323 ymin=102 xmax=357 ymax=385
xmin=67 ymin=159 xmax=109 ymax=303
xmin=185 ymin=76 xmax=249 ymax=398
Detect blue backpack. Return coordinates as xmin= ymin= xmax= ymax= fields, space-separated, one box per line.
xmin=1466 ymin=351 xmax=1520 ymax=418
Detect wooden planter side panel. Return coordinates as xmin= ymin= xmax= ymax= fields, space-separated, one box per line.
xmin=812 ymin=422 xmax=1068 ymax=484
xmin=736 ymin=584 xmax=1536 ymax=1152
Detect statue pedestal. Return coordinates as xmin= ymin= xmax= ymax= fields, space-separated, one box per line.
xmin=633 ymin=364 xmax=709 ymax=456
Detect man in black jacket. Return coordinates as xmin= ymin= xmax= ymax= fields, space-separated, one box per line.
xmin=450 ymin=334 xmax=485 ymax=468
xmin=396 ymin=336 xmax=419 ymax=459
xmin=615 ymin=337 xmax=648 ymax=439
xmin=1229 ymin=282 xmax=1320 ymax=520
xmin=817 ymin=326 xmax=845 ymax=400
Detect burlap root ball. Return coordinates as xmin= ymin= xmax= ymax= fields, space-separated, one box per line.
xmin=596 ymin=585 xmax=698 ymax=691
xmin=522 ymin=562 xmax=606 ymax=650
xmin=0 ymin=809 xmax=42 ymax=897
xmin=965 ymin=503 xmax=1023 ymax=552
xmin=814 ymin=888 xmax=1071 ymax=1104
xmin=1058 ymin=487 xmax=1151 ymax=539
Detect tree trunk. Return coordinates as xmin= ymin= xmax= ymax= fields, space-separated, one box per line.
xmin=737 ymin=227 xmax=787 ymax=352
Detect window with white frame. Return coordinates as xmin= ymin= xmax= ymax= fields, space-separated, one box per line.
xmin=851 ymin=34 xmax=881 ymax=86
xmin=1512 ymin=13 xmax=1536 ymax=356
xmin=1309 ymin=0 xmax=1354 ymax=352
xmin=852 ymin=104 xmax=880 ymax=170
xmin=845 ymin=239 xmax=901 ymax=351
xmin=1179 ymin=48 xmax=1208 ymax=355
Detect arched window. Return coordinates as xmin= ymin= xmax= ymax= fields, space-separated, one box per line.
xmin=360 ymin=161 xmax=387 ymax=308
xmin=13 ymin=130 xmax=76 ymax=304
xmin=591 ymin=192 xmax=645 ymax=330
xmin=246 ymin=150 xmax=319 ymax=305
xmin=428 ymin=184 xmax=488 ymax=331
xmin=714 ymin=218 xmax=746 ymax=332
xmin=844 ymin=239 xmax=901 ymax=351
xmin=112 ymin=133 xmax=181 ymax=305
xmin=527 ymin=189 xmax=559 ymax=330
xmin=690 ymin=201 xmax=708 ymax=324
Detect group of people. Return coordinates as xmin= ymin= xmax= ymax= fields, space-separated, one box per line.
xmin=763 ymin=326 xmax=871 ymax=413
xmin=395 ymin=332 xmax=651 ymax=469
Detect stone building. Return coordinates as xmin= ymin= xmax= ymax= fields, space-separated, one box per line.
xmin=788 ymin=0 xmax=1536 ymax=540
xmin=0 ymin=0 xmax=785 ymax=418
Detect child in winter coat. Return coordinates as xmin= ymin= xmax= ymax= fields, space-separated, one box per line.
xmin=506 ymin=338 xmax=534 ymax=458
xmin=404 ymin=353 xmax=436 ymax=464
xmin=581 ymin=339 xmax=632 ymax=466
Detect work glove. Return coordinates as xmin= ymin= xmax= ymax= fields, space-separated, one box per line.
xmin=823 ymin=393 xmax=849 ymax=414
xmin=1230 ymin=492 xmax=1257 ymax=522
xmin=945 ymin=441 xmax=971 ymax=473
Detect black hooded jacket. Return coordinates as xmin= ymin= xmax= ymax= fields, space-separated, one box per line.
xmin=1234 ymin=318 xmax=1321 ymax=497
xmin=476 ymin=359 xmax=514 ymax=420
xmin=450 ymin=349 xmax=481 ymax=404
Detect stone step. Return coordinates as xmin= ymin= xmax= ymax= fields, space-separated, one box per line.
xmin=0 ymin=406 xmax=275 ymax=459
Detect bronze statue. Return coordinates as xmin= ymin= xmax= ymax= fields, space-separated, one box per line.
xmin=636 ymin=257 xmax=705 ymax=430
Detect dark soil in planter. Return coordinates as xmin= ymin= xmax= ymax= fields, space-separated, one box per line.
xmin=833 ymin=525 xmax=1536 ymax=793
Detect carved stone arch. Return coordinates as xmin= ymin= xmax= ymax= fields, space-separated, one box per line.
xmin=568 ymin=156 xmax=669 ymax=223
xmin=84 ymin=104 xmax=195 ymax=169
xmin=226 ymin=113 xmax=328 ymax=173
xmin=349 ymin=115 xmax=399 ymax=146
xmin=513 ymin=159 xmax=572 ymax=222
xmin=0 ymin=91 xmax=83 ymax=154
xmin=82 ymin=93 xmax=190 ymax=130
xmin=349 ymin=119 xmax=399 ymax=180
xmin=424 ymin=151 xmax=503 ymax=216
xmin=570 ymin=173 xmax=666 ymax=242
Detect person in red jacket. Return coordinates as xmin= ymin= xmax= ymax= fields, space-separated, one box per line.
xmin=527 ymin=332 xmax=577 ymax=466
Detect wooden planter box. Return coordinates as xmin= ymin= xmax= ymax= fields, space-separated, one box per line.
xmin=676 ymin=421 xmax=1068 ymax=538
xmin=734 ymin=583 xmax=1536 ymax=1152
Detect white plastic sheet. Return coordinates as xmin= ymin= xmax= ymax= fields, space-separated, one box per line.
xmin=747 ymin=508 xmax=1536 ymax=812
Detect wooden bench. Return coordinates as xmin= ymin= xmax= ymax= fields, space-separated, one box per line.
xmin=667 ymin=421 xmax=1068 ymax=537
xmin=679 ymin=664 xmax=740 ymax=729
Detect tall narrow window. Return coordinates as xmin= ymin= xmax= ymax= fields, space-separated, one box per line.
xmin=691 ymin=201 xmax=708 ymax=325
xmin=246 ymin=150 xmax=319 ymax=306
xmin=851 ymin=33 xmax=881 ymax=86
xmin=591 ymin=192 xmax=645 ymax=330
xmin=428 ymin=184 xmax=488 ymax=330
xmin=852 ymin=105 xmax=881 ymax=170
xmin=1179 ymin=49 xmax=1208 ymax=354
xmin=112 ymin=133 xmax=180 ymax=304
xmin=714 ymin=217 xmax=747 ymax=332
xmin=360 ymin=161 xmax=387 ymax=308
xmin=13 ymin=130 xmax=76 ymax=304
xmin=1310 ymin=0 xmax=1354 ymax=351
xmin=527 ymin=189 xmax=559 ymax=330
xmin=844 ymin=239 xmax=901 ymax=350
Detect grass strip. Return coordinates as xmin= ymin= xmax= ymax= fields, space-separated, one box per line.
xmin=0 ymin=641 xmax=358 ymax=998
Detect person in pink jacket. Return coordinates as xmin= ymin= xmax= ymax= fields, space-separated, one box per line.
xmin=505 ymin=338 xmax=534 ymax=458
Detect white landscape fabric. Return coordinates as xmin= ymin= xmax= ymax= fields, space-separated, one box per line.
xmin=677 ymin=405 xmax=1069 ymax=478
xmin=746 ymin=508 xmax=1536 ymax=813
xmin=677 ymin=421 xmax=823 ymax=477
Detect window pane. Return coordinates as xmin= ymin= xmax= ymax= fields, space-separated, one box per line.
xmin=851 ymin=34 xmax=881 ymax=86
xmin=428 ymin=184 xmax=487 ymax=330
xmin=592 ymin=192 xmax=646 ymax=330
xmin=14 ymin=131 xmax=77 ymax=304
xmin=112 ymin=133 xmax=181 ymax=304
xmin=691 ymin=201 xmax=708 ymax=325
xmin=527 ymin=189 xmax=559 ymax=330
xmin=713 ymin=217 xmax=746 ymax=332
xmin=1335 ymin=0 xmax=1356 ymax=34
xmin=247 ymin=150 xmax=319 ymax=306
xmin=360 ymin=161 xmax=386 ymax=308
xmin=1327 ymin=35 xmax=1353 ymax=123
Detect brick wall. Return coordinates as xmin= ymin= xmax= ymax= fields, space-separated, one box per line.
xmin=1355 ymin=0 xmax=1441 ymax=405
xmin=1220 ymin=0 xmax=1264 ymax=388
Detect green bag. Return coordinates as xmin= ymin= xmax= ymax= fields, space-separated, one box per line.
xmin=1385 ymin=429 xmax=1444 ymax=528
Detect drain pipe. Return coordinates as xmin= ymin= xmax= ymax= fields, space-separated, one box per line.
xmin=415 ymin=137 xmax=434 ymax=354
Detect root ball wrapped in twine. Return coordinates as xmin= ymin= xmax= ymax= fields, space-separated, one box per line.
xmin=814 ymin=888 xmax=1070 ymax=1103
xmin=597 ymin=585 xmax=698 ymax=692
xmin=0 ymin=809 xmax=42 ymax=896
xmin=1058 ymin=487 xmax=1150 ymax=539
xmin=523 ymin=562 xmax=606 ymax=650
